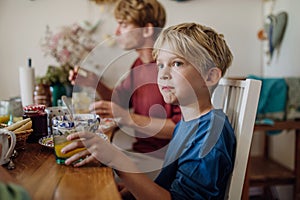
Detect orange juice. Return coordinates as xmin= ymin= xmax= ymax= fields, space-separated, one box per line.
xmin=0 ymin=115 xmax=9 ymax=123
xmin=54 ymin=140 xmax=86 ymax=158
xmin=53 ymin=135 xmax=86 ymax=164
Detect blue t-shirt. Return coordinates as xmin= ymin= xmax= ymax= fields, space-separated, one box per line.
xmin=155 ymin=109 xmax=236 ymax=200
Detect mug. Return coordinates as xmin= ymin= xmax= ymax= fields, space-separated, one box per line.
xmin=0 ymin=129 xmax=16 ymax=165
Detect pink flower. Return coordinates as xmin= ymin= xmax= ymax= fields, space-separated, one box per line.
xmin=58 ymin=48 xmax=70 ymax=65
xmin=40 ymin=22 xmax=98 ymax=66
xmin=52 ymin=33 xmax=62 ymax=44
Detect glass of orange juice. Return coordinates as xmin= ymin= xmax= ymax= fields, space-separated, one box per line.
xmin=0 ymin=100 xmax=10 ymax=124
xmin=52 ymin=114 xmax=100 ymax=164
xmin=53 ymin=126 xmax=87 ymax=164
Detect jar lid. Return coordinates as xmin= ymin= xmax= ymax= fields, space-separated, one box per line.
xmin=23 ymin=104 xmax=46 ymax=113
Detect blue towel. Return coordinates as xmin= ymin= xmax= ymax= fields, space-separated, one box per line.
xmin=248 ymin=75 xmax=288 ymax=135
xmin=285 ymin=77 xmax=300 ymax=119
xmin=248 ymin=75 xmax=287 ymax=121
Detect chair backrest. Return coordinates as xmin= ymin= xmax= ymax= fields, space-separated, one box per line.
xmin=212 ymin=78 xmax=261 ymax=200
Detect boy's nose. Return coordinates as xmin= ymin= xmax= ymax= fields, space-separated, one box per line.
xmin=160 ymin=68 xmax=171 ymax=80
xmin=115 ymin=26 xmax=121 ymax=36
xmin=161 ymin=74 xmax=170 ymax=80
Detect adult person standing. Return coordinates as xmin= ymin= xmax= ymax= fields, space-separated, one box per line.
xmin=69 ymin=0 xmax=181 ymax=177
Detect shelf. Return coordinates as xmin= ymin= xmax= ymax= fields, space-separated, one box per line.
xmin=242 ymin=120 xmax=300 ymax=200
xmin=249 ymin=156 xmax=295 ymax=186
xmin=254 ymin=120 xmax=300 ymax=132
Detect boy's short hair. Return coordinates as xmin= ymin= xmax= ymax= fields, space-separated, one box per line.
xmin=153 ymin=23 xmax=233 ymax=77
xmin=114 ymin=0 xmax=166 ymax=28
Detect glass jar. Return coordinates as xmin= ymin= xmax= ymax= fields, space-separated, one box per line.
xmin=33 ymin=84 xmax=52 ymax=107
xmin=23 ymin=104 xmax=48 ymax=143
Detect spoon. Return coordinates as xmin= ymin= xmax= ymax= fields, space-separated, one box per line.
xmin=61 ymin=95 xmax=74 ymax=121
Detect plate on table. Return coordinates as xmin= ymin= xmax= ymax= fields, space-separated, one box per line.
xmin=38 ymin=132 xmax=108 ymax=149
xmin=39 ymin=135 xmax=54 ymax=148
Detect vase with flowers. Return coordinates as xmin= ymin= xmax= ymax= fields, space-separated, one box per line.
xmin=39 ymin=21 xmax=99 ymax=106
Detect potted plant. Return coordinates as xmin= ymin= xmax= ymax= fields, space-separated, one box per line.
xmin=35 ymin=65 xmax=71 ymax=106
xmin=40 ymin=21 xmax=99 ymax=106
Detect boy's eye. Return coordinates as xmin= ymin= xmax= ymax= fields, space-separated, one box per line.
xmin=121 ymin=23 xmax=127 ymax=28
xmin=157 ymin=63 xmax=164 ymax=69
xmin=172 ymin=61 xmax=183 ymax=67
xmin=118 ymin=21 xmax=127 ymax=28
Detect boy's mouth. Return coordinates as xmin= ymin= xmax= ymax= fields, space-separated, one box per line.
xmin=162 ymin=86 xmax=174 ymax=91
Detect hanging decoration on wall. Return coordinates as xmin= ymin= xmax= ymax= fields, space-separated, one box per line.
xmin=257 ymin=0 xmax=288 ymax=64
xmin=264 ymin=11 xmax=288 ymax=63
xmin=258 ymin=8 xmax=288 ymax=65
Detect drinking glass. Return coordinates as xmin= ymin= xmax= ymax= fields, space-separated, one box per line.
xmin=53 ymin=126 xmax=86 ymax=164
xmin=72 ymin=91 xmax=93 ymax=114
xmin=52 ymin=114 xmax=100 ymax=164
xmin=0 ymin=100 xmax=10 ymax=124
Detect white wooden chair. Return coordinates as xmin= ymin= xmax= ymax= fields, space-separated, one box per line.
xmin=211 ymin=78 xmax=262 ymax=200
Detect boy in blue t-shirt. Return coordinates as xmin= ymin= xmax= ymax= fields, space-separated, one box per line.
xmin=62 ymin=22 xmax=236 ymax=199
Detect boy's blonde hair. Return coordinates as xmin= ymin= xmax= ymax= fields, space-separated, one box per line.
xmin=114 ymin=0 xmax=166 ymax=29
xmin=153 ymin=22 xmax=233 ymax=77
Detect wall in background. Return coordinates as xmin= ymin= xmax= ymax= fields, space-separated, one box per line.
xmin=0 ymin=0 xmax=262 ymax=100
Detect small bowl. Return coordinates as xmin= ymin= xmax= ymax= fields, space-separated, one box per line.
xmin=45 ymin=106 xmax=70 ymax=134
xmin=52 ymin=114 xmax=100 ymax=133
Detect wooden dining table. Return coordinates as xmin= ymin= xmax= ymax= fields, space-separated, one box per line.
xmin=3 ymin=129 xmax=121 ymax=200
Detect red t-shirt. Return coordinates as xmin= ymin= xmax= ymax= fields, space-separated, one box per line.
xmin=112 ymin=58 xmax=181 ymax=153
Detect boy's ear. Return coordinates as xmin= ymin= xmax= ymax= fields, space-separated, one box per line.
xmin=205 ymin=67 xmax=222 ymax=86
xmin=143 ymin=23 xmax=154 ymax=38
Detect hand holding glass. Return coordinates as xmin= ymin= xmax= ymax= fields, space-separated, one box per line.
xmin=52 ymin=114 xmax=100 ymax=164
